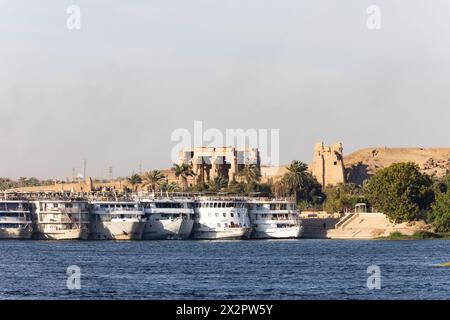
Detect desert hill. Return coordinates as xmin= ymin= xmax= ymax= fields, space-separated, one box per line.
xmin=344 ymin=147 xmax=450 ymax=185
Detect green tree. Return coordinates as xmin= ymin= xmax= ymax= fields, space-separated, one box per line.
xmin=323 ymin=183 xmax=365 ymax=213
xmin=207 ymin=176 xmax=228 ymax=192
xmin=0 ymin=178 xmax=15 ymax=190
xmin=190 ymin=181 xmax=209 ymax=192
xmin=364 ymin=162 xmax=434 ymax=223
xmin=238 ymin=162 xmax=261 ymax=185
xmin=273 ymin=160 xmax=323 ymax=205
xmin=428 ymin=175 xmax=450 ymax=233
xmin=172 ymin=163 xmax=195 ymax=191
xmin=226 ymin=180 xmax=246 ymax=194
xmin=284 ymin=161 xmax=309 ymax=193
xmin=141 ymin=170 xmax=165 ymax=192
xmin=159 ymin=181 xmax=180 ymax=193
xmin=126 ymin=174 xmax=142 ymax=192
xmin=18 ymin=177 xmax=27 ymax=188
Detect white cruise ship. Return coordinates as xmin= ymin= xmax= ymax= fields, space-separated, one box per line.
xmin=33 ymin=200 xmax=90 ymax=240
xmin=141 ymin=198 xmax=194 ymax=240
xmin=89 ymin=201 xmax=146 ymax=240
xmin=0 ymin=200 xmax=33 ymax=239
xmin=192 ymin=198 xmax=250 ymax=240
xmin=247 ymin=199 xmax=303 ymax=239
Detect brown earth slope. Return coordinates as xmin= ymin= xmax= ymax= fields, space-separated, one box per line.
xmin=344 ymin=147 xmax=450 ymax=185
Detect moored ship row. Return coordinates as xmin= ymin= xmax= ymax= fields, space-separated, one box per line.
xmin=0 ymin=195 xmax=303 ymax=240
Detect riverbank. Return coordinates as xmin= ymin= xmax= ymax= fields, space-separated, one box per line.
xmin=300 ymin=212 xmax=438 ymax=240
xmin=376 ymin=231 xmax=450 ymax=240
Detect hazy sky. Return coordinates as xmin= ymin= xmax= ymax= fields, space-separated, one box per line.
xmin=1 ymin=0 xmax=449 ymax=179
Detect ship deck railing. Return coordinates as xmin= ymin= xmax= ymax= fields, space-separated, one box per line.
xmin=1 ymin=191 xmax=296 ymax=205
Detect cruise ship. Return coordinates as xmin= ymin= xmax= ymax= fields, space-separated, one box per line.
xmin=0 ymin=199 xmax=33 ymax=239
xmin=141 ymin=198 xmax=194 ymax=240
xmin=89 ymin=201 xmax=146 ymax=240
xmin=192 ymin=197 xmax=251 ymax=240
xmin=247 ymin=199 xmax=303 ymax=239
xmin=32 ymin=200 xmax=90 ymax=240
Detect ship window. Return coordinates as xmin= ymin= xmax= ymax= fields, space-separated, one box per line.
xmin=217 ymin=223 xmax=221 ymax=228
xmin=223 ymin=213 xmax=226 ymax=217
xmin=224 ymin=223 xmax=228 ymax=228
xmin=237 ymin=213 xmax=240 ymax=217
xmin=214 ymin=203 xmax=218 ymax=208
xmin=215 ymin=213 xmax=219 ymax=217
xmin=230 ymin=213 xmax=234 ymax=217
xmin=208 ymin=212 xmax=212 ymax=217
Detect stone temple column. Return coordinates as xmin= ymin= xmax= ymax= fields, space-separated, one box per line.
xmin=192 ymin=157 xmax=201 ymax=184
xmin=211 ymin=156 xmax=218 ymax=180
xmin=229 ymin=156 xmax=237 ymax=182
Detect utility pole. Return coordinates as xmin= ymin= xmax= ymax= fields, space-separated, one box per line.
xmin=108 ymin=166 xmax=113 ymax=180
xmin=83 ymin=159 xmax=87 ymax=179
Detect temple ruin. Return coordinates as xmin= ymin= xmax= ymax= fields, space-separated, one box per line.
xmin=310 ymin=142 xmax=345 ymax=187
xmin=178 ymin=147 xmax=260 ymax=185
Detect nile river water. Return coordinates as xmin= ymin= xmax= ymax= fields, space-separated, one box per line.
xmin=0 ymin=240 xmax=448 ymax=300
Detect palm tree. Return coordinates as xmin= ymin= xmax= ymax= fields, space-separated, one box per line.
xmin=287 ymin=160 xmax=309 ymax=175
xmin=126 ymin=173 xmax=142 ymax=192
xmin=18 ymin=177 xmax=27 ymax=188
xmin=238 ymin=162 xmax=261 ymax=184
xmin=283 ymin=160 xmax=310 ymax=201
xmin=141 ymin=170 xmax=165 ymax=192
xmin=272 ymin=179 xmax=289 ymax=198
xmin=172 ymin=163 xmax=195 ymax=191
xmin=160 ymin=181 xmax=180 ymax=192
xmin=208 ymin=176 xmax=228 ymax=192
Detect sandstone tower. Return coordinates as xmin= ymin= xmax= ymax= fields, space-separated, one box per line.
xmin=310 ymin=142 xmax=345 ymax=187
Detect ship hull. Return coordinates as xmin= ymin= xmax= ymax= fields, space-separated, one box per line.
xmin=0 ymin=227 xmax=33 ymax=240
xmin=251 ymin=226 xmax=303 ymax=239
xmin=143 ymin=218 xmax=193 ymax=240
xmin=33 ymin=227 xmax=89 ymax=240
xmin=89 ymin=220 xmax=145 ymax=240
xmin=191 ymin=228 xmax=248 ymax=240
